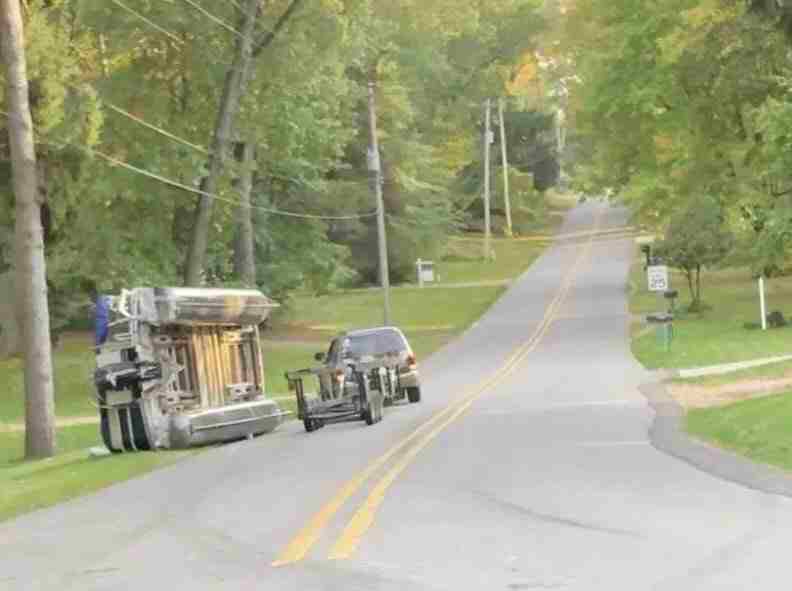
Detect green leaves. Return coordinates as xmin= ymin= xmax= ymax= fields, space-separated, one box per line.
xmin=655 ymin=197 xmax=734 ymax=306
xmin=1 ymin=0 xmax=549 ymax=326
xmin=567 ymin=0 xmax=792 ymax=251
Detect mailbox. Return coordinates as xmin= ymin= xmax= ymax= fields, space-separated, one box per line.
xmin=416 ymin=259 xmax=435 ymax=287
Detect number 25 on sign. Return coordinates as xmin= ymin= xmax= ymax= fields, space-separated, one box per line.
xmin=647 ymin=265 xmax=669 ymax=292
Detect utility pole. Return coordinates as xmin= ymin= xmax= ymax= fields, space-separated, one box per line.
xmin=555 ymin=107 xmax=565 ymax=186
xmin=1 ymin=0 xmax=57 ymax=458
xmin=368 ymin=81 xmax=391 ymax=326
xmin=483 ymin=98 xmax=492 ymax=260
xmin=498 ymin=98 xmax=513 ymax=238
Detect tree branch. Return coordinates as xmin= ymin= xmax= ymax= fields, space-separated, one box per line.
xmin=771 ymin=186 xmax=792 ymax=198
xmin=252 ymin=0 xmax=304 ymax=58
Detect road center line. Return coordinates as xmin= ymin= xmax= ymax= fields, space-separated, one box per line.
xmin=325 ymin=212 xmax=602 ymax=561
xmin=270 ymin=346 xmax=530 ymax=566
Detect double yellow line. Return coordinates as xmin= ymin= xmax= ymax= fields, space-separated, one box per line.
xmin=272 ymin=214 xmax=601 ymax=567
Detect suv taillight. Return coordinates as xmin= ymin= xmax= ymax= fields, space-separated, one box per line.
xmin=407 ymin=354 xmax=417 ymax=370
xmin=335 ymin=369 xmax=345 ymax=384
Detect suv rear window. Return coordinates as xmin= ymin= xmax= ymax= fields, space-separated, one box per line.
xmin=345 ymin=330 xmax=406 ymax=359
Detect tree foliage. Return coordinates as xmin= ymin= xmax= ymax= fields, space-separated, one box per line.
xmin=656 ymin=199 xmax=734 ymax=310
xmin=1 ymin=0 xmax=551 ymax=335
xmin=564 ymin=0 xmax=792 ymax=278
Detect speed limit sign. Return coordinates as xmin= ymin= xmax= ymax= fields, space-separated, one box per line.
xmin=647 ymin=265 xmax=669 ymax=292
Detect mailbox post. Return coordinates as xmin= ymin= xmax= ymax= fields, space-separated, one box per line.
xmin=416 ymin=259 xmax=435 ymax=288
xmin=664 ymin=289 xmax=678 ymax=315
xmin=641 ymin=244 xmax=652 ymax=270
xmin=647 ymin=313 xmax=674 ymax=352
xmin=646 ymin=260 xmax=674 ymax=352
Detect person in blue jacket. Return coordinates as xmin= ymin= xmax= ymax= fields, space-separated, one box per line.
xmin=94 ymin=293 xmax=110 ymax=347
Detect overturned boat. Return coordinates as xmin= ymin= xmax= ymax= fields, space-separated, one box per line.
xmin=93 ymin=287 xmax=288 ymax=451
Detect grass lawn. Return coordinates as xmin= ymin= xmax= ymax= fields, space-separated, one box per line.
xmin=627 ymin=250 xmax=792 ymax=471
xmin=629 ymin=260 xmax=792 ymax=370
xmin=439 ymin=237 xmax=549 ymax=284
xmin=687 ymin=392 xmax=792 ymax=472
xmin=0 ymin=424 xmax=192 ymax=522
xmin=0 ymin=334 xmax=96 ymax=423
xmin=278 ymin=284 xmax=505 ymax=337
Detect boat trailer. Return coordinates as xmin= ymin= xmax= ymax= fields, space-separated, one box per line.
xmin=286 ymin=360 xmax=400 ymax=432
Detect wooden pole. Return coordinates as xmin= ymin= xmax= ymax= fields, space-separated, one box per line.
xmin=483 ymin=98 xmax=492 ymax=260
xmin=368 ymin=81 xmax=391 ymax=325
xmin=498 ymin=98 xmax=513 ymax=237
xmin=760 ymin=276 xmax=767 ymax=331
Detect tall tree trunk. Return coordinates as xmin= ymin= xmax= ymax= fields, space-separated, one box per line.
xmin=1 ymin=0 xmax=57 ymax=458
xmin=685 ymin=269 xmax=695 ymax=306
xmin=171 ymin=39 xmax=196 ymax=267
xmin=233 ymin=141 xmax=257 ymax=286
xmin=695 ymin=264 xmax=701 ymax=307
xmin=183 ymin=0 xmax=260 ymax=286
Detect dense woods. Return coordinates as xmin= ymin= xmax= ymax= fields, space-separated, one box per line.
xmin=565 ymin=0 xmax=792 ymax=278
xmin=1 ymin=0 xmax=565 ymax=340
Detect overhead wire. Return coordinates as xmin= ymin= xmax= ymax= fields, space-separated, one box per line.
xmin=0 ymin=109 xmax=379 ymax=221
xmin=13 ymin=3 xmax=500 ymax=221
xmin=61 ymin=81 xmax=369 ymax=192
xmin=67 ymin=87 xmax=373 ymax=193
xmin=222 ymin=0 xmax=245 ymax=14
xmin=110 ymin=0 xmax=185 ymax=45
xmin=178 ymin=0 xmax=250 ymax=40
xmin=104 ymin=101 xmax=210 ymax=156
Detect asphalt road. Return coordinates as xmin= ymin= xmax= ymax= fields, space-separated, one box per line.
xmin=5 ymin=202 xmax=792 ymax=590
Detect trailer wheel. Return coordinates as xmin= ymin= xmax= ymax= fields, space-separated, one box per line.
xmin=374 ymin=397 xmax=384 ymax=423
xmin=407 ymin=387 xmax=421 ymax=403
xmin=304 ymin=418 xmax=319 ymax=432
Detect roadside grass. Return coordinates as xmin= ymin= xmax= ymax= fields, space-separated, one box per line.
xmin=439 ymin=237 xmax=548 ymax=284
xmin=544 ymin=188 xmax=582 ymax=210
xmin=0 ymin=424 xmax=192 ymax=522
xmin=278 ymin=284 xmax=505 ymax=337
xmin=628 ymin=250 xmax=792 ymax=470
xmin=0 ymin=206 xmax=567 ymax=523
xmin=0 ymin=334 xmax=95 ymax=423
xmin=686 ymin=391 xmax=792 ymax=472
xmin=629 ymin=259 xmax=792 ymax=369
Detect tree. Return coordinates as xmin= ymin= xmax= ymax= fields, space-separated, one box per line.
xmin=182 ymin=0 xmax=261 ymax=287
xmin=565 ymin=0 xmax=792 ymax=234
xmin=655 ymin=199 xmax=734 ymax=311
xmin=1 ymin=0 xmax=57 ymax=458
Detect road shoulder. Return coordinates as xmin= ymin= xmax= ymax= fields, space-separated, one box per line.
xmin=639 ymin=379 xmax=792 ymax=498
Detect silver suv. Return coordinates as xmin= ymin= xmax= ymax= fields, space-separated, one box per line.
xmin=315 ymin=327 xmax=421 ymax=404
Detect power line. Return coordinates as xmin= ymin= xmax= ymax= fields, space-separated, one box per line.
xmin=223 ymin=0 xmax=245 ymax=14
xmin=1 ymin=109 xmax=378 ymax=221
xmin=111 ymin=0 xmax=184 ymax=45
xmin=76 ymin=142 xmax=379 ymax=220
xmin=104 ymin=101 xmax=210 ymax=155
xmin=64 ymin=83 xmax=338 ymax=191
xmin=178 ymin=0 xmax=250 ymax=40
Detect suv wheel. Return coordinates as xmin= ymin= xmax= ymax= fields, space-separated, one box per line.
xmin=407 ymin=387 xmax=421 ymax=403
